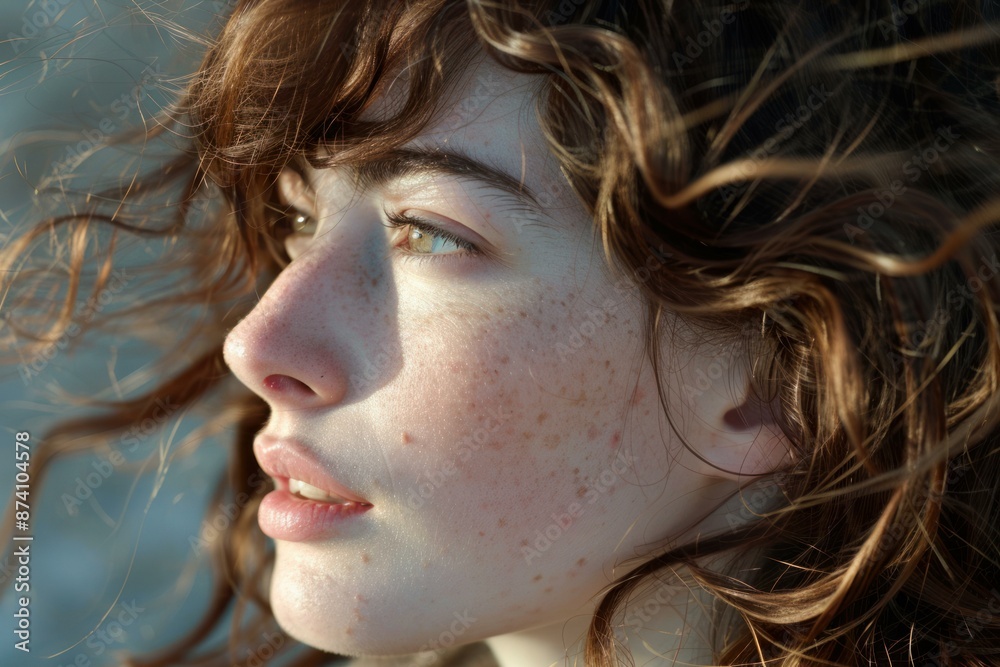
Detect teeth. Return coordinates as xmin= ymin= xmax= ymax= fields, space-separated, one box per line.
xmin=289 ymin=478 xmax=347 ymax=503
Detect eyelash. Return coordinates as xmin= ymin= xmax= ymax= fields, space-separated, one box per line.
xmin=279 ymin=208 xmax=481 ymax=265
xmin=381 ymin=210 xmax=480 ymax=264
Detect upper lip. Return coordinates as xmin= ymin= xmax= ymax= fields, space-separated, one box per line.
xmin=254 ymin=433 xmax=371 ymax=505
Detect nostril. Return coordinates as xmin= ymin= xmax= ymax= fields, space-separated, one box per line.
xmin=263 ymin=374 xmax=312 ymax=394
xmin=723 ymin=403 xmax=760 ymax=430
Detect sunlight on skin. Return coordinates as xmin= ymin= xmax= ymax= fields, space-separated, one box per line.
xmin=222 ymin=54 xmax=791 ymax=667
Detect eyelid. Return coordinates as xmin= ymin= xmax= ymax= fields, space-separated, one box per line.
xmin=281 ymin=212 xmax=315 ymax=261
xmin=280 ymin=207 xmax=480 ymax=264
xmin=275 ymin=169 xmax=513 ymax=266
xmin=381 ymin=209 xmax=479 ymax=255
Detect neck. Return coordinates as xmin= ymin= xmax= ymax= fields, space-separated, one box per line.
xmin=485 ymin=614 xmax=590 ymax=667
xmin=484 ymin=578 xmax=717 ymax=667
xmin=484 ymin=483 xmax=781 ymax=666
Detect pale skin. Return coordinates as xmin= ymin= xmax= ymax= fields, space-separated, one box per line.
xmin=222 ymin=55 xmax=792 ymax=666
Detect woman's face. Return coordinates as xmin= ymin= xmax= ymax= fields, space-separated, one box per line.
xmin=223 ymin=58 xmax=755 ymax=655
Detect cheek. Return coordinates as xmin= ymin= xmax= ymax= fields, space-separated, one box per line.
xmin=388 ymin=285 xmax=642 ymax=562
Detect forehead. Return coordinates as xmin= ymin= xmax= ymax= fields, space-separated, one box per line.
xmin=362 ymin=56 xmax=580 ymax=218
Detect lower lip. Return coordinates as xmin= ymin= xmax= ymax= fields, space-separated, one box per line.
xmin=258 ymin=489 xmax=372 ymax=541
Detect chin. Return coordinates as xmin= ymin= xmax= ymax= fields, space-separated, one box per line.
xmin=267 ymin=544 xmax=498 ymax=657
xmin=267 ymin=554 xmax=418 ymax=657
xmin=267 ymin=553 xmax=356 ymax=654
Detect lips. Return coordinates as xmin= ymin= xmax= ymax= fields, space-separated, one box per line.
xmin=254 ymin=433 xmax=373 ymax=541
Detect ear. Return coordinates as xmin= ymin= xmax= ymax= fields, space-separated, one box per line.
xmin=669 ymin=326 xmax=793 ymax=484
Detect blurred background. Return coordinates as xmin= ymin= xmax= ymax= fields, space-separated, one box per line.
xmin=0 ymin=2 xmax=290 ymax=665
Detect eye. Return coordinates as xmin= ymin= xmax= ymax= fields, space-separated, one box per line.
xmin=383 ymin=211 xmax=480 ymax=261
xmin=279 ymin=209 xmax=320 ymax=261
xmin=288 ymin=211 xmax=319 ymax=236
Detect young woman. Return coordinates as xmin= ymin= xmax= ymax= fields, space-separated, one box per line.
xmin=3 ymin=0 xmax=1000 ymax=665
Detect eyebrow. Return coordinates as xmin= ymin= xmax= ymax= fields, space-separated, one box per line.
xmin=350 ymin=147 xmax=542 ymax=210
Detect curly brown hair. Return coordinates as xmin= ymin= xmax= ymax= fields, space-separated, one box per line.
xmin=3 ymin=0 xmax=1000 ymax=665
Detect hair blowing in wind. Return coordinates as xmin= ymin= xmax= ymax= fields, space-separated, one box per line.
xmin=2 ymin=0 xmax=1000 ymax=665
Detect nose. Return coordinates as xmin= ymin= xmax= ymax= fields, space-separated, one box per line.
xmin=223 ymin=214 xmax=385 ymax=410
